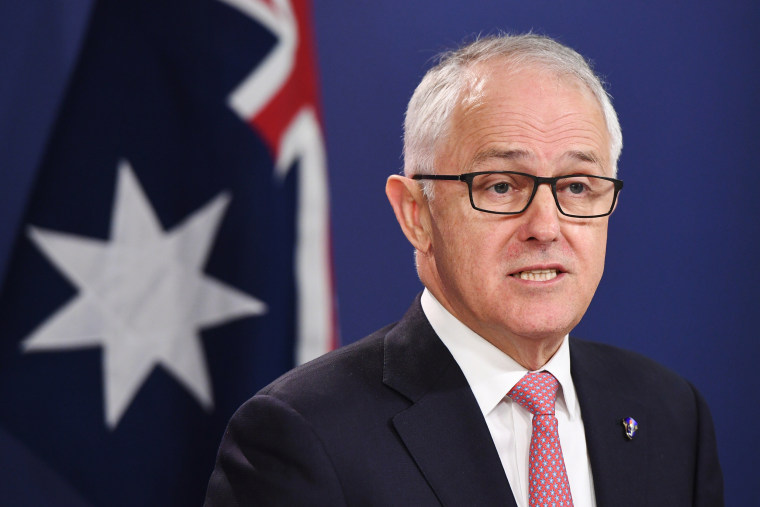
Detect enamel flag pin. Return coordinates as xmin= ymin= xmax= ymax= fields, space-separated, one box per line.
xmin=622 ymin=417 xmax=638 ymax=440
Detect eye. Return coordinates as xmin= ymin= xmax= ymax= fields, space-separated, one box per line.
xmin=492 ymin=182 xmax=511 ymax=194
xmin=557 ymin=177 xmax=593 ymax=197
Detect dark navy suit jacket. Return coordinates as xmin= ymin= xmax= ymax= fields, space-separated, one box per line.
xmin=205 ymin=296 xmax=723 ymax=506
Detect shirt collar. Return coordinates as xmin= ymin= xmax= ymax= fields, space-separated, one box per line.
xmin=420 ymin=288 xmax=579 ymax=420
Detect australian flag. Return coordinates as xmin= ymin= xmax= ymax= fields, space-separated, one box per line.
xmin=0 ymin=0 xmax=336 ymax=505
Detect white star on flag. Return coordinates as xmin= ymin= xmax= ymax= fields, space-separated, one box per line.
xmin=22 ymin=160 xmax=268 ymax=429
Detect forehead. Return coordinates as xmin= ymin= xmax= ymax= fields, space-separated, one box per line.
xmin=441 ymin=61 xmax=611 ymax=173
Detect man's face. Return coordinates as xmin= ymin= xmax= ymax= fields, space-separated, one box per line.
xmin=423 ymin=63 xmax=613 ymax=351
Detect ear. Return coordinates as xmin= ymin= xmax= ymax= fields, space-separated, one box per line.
xmin=385 ymin=175 xmax=432 ymax=253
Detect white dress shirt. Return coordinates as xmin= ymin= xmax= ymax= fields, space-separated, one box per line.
xmin=421 ymin=289 xmax=596 ymax=507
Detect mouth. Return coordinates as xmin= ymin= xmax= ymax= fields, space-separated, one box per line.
xmin=510 ymin=268 xmax=561 ymax=282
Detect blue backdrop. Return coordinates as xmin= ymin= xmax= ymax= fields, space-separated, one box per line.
xmin=313 ymin=2 xmax=758 ymax=505
xmin=0 ymin=1 xmax=756 ymax=505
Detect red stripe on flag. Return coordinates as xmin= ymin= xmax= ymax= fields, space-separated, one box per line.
xmin=250 ymin=0 xmax=322 ymax=157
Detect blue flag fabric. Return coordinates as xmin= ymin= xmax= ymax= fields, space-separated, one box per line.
xmin=0 ymin=0 xmax=334 ymax=505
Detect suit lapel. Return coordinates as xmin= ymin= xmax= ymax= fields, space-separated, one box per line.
xmin=571 ymin=339 xmax=649 ymax=507
xmin=383 ymin=297 xmax=516 ymax=507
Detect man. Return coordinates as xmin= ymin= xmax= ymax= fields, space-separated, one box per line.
xmin=205 ymin=34 xmax=723 ymax=506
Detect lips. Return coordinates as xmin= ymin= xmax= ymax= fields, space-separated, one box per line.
xmin=510 ymin=267 xmax=565 ymax=281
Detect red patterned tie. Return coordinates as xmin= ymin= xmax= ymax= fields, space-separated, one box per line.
xmin=508 ymin=371 xmax=574 ymax=507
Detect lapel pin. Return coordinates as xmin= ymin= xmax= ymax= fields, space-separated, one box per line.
xmin=622 ymin=417 xmax=638 ymax=440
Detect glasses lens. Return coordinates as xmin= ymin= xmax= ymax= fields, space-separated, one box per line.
xmin=554 ymin=176 xmax=616 ymax=217
xmin=470 ymin=172 xmax=534 ymax=213
xmin=469 ymin=172 xmax=618 ymax=217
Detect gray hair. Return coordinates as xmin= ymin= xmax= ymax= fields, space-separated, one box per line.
xmin=403 ymin=33 xmax=623 ymax=192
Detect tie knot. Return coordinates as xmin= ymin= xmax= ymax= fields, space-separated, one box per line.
xmin=508 ymin=371 xmax=559 ymax=416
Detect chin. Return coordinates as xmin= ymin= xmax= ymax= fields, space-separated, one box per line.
xmin=506 ymin=313 xmax=578 ymax=341
xmin=513 ymin=326 xmax=571 ymax=342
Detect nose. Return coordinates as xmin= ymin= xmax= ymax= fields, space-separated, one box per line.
xmin=517 ymin=184 xmax=561 ymax=243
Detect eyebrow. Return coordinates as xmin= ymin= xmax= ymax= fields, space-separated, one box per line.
xmin=471 ymin=149 xmax=531 ymax=166
xmin=471 ymin=148 xmax=603 ymax=170
xmin=564 ymin=150 xmax=602 ymax=166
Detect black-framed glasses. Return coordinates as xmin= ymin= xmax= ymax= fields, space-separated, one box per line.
xmin=412 ymin=171 xmax=623 ymax=218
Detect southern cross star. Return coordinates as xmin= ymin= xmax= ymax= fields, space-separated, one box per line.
xmin=22 ymin=160 xmax=268 ymax=429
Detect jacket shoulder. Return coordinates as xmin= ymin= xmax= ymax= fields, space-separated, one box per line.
xmin=255 ymin=322 xmax=397 ymax=412
xmin=570 ymin=337 xmax=693 ymax=387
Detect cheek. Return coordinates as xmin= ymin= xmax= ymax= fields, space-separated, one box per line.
xmin=434 ymin=218 xmax=503 ymax=287
xmin=431 ymin=197 xmax=493 ymax=260
xmin=575 ymin=223 xmax=609 ymax=282
xmin=460 ymin=220 xmax=509 ymax=263
xmin=438 ymin=226 xmax=484 ymax=272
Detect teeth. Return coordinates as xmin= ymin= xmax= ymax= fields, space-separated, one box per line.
xmin=515 ymin=269 xmax=558 ymax=281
